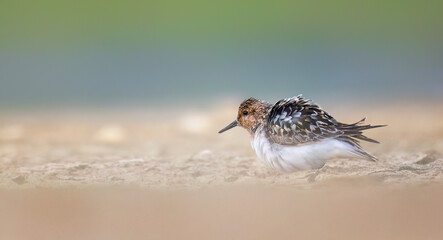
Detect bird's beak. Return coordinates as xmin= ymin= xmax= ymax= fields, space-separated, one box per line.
xmin=218 ymin=120 xmax=238 ymax=133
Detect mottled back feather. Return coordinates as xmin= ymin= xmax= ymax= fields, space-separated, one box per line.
xmin=265 ymin=95 xmax=385 ymax=153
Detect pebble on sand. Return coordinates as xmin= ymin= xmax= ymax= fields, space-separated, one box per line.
xmin=178 ymin=113 xmax=210 ymax=134
xmin=193 ymin=150 xmax=214 ymax=160
xmin=94 ymin=125 xmax=127 ymax=143
xmin=416 ymin=152 xmax=438 ymax=165
xmin=118 ymin=159 xmax=145 ymax=164
xmin=12 ymin=175 xmax=27 ymax=185
xmin=0 ymin=125 xmax=24 ymax=141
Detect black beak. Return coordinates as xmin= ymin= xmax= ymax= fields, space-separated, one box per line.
xmin=218 ymin=120 xmax=238 ymax=133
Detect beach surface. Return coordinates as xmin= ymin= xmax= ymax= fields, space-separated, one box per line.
xmin=0 ymin=102 xmax=442 ymax=239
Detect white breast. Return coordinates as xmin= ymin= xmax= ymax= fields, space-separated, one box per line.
xmin=251 ymin=130 xmax=354 ymax=172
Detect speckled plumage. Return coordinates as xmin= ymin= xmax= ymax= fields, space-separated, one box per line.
xmin=219 ymin=95 xmax=386 ymax=172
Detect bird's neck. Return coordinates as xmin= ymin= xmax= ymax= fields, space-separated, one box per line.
xmin=249 ymin=123 xmax=265 ymax=137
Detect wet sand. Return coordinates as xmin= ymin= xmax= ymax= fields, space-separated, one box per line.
xmin=0 ymin=102 xmax=442 ymax=239
xmin=1 ymin=184 xmax=443 ymax=240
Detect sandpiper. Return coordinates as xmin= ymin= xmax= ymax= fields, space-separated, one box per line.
xmin=219 ymin=95 xmax=385 ymax=172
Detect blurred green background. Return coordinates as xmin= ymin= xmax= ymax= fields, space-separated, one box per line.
xmin=1 ymin=0 xmax=442 ymax=109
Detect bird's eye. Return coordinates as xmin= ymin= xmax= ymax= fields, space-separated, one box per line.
xmin=242 ymin=111 xmax=249 ymax=116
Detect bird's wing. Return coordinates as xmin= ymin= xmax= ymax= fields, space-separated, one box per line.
xmin=265 ymin=95 xmax=343 ymax=145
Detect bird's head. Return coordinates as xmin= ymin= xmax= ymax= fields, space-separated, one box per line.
xmin=219 ymin=98 xmax=271 ymax=135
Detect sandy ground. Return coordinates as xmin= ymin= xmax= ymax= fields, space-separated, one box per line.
xmin=0 ymin=102 xmax=442 ymax=239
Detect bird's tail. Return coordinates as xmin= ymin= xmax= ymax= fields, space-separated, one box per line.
xmin=336 ymin=118 xmax=386 ymax=162
xmin=347 ymin=143 xmax=378 ymax=161
xmin=338 ymin=117 xmax=386 ymax=144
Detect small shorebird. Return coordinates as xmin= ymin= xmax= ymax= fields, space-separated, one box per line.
xmin=219 ymin=95 xmax=385 ymax=172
